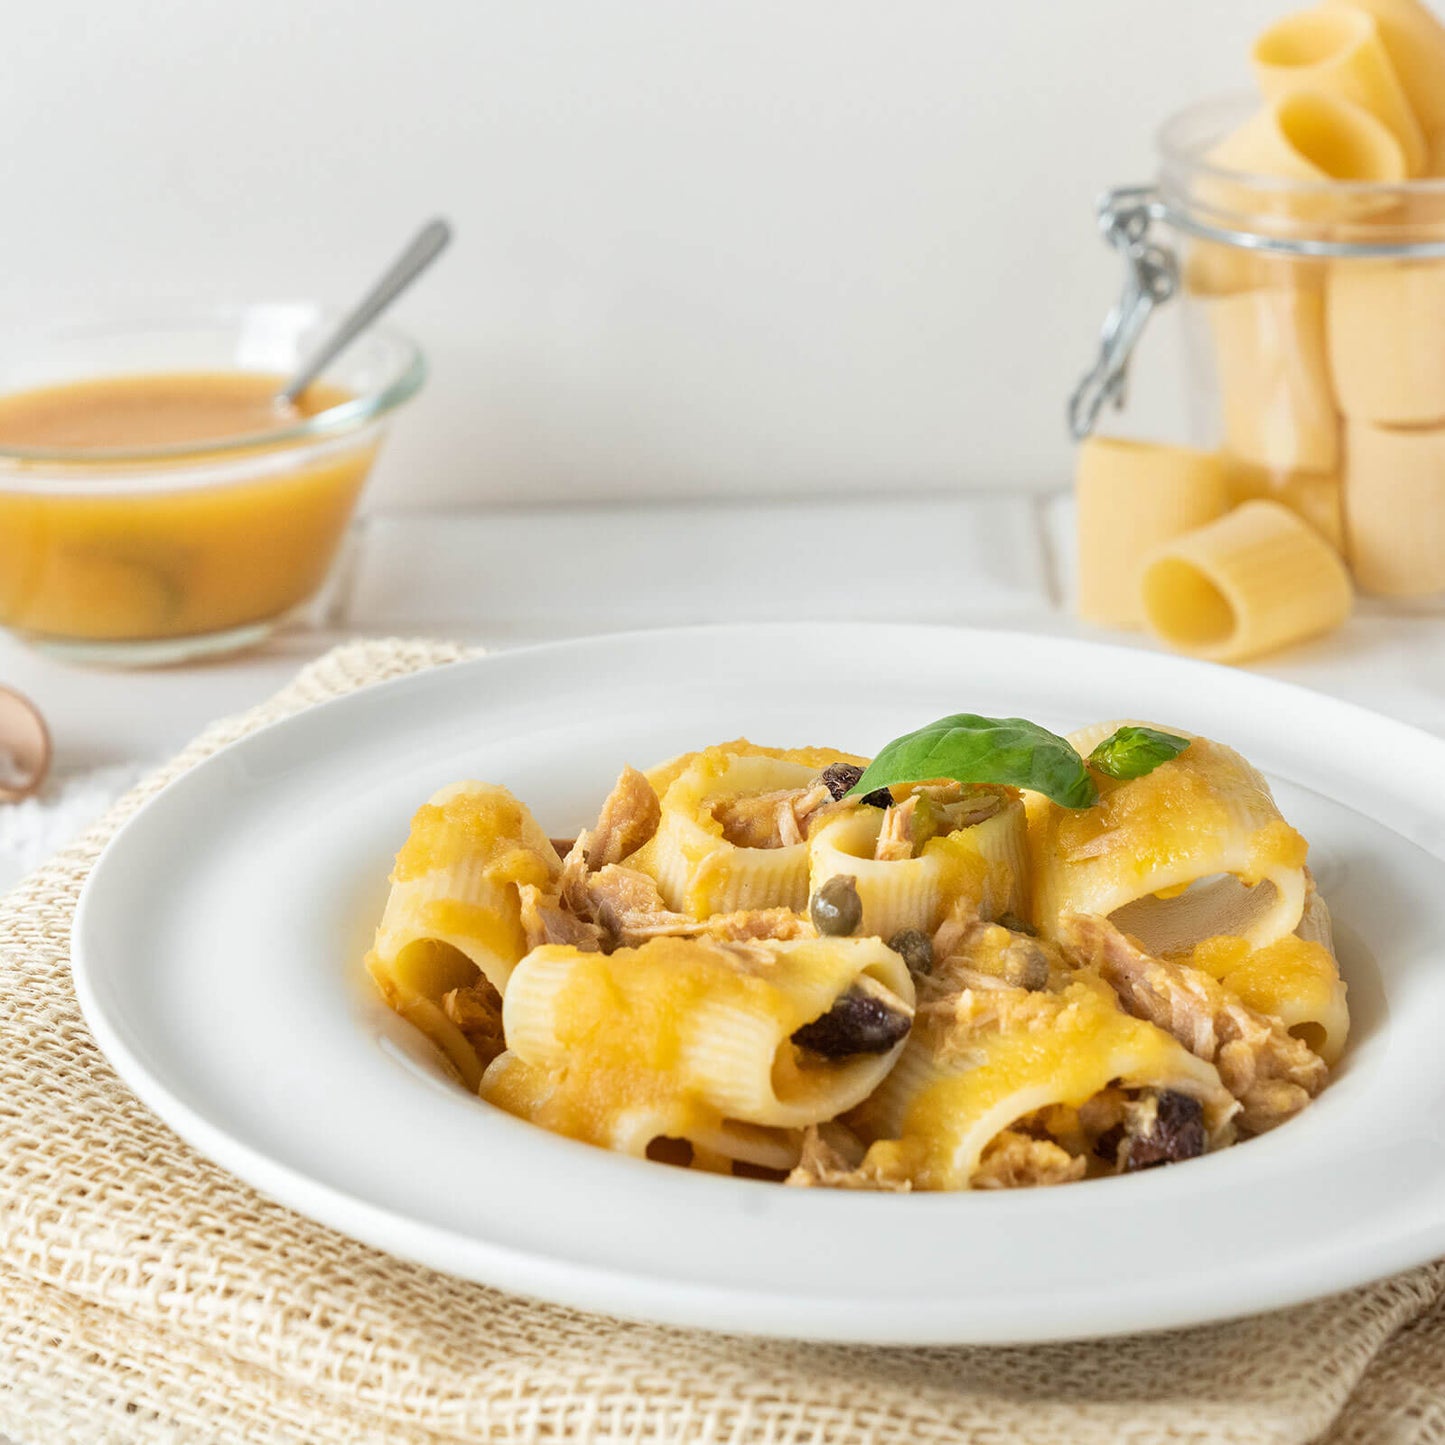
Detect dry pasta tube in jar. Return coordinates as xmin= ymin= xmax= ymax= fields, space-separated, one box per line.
xmin=1183 ymin=242 xmax=1310 ymax=299
xmin=1252 ymin=5 xmax=1426 ymax=175
xmin=1140 ymin=500 xmax=1353 ymax=662
xmin=1204 ymin=91 xmax=1407 ymax=221
xmin=1224 ymin=458 xmax=1344 ymax=551
xmin=1328 ymin=0 xmax=1445 ymax=132
xmin=1074 ymin=437 xmax=1232 ymax=628
xmin=1326 ymin=259 xmax=1445 ymax=424
xmin=1344 ymin=418 xmax=1445 ymax=594
xmin=1205 ymin=285 xmax=1340 ymax=475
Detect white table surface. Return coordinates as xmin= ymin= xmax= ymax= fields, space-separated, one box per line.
xmin=2 ymin=492 xmax=1442 ymax=893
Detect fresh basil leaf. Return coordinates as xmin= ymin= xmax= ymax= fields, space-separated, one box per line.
xmin=847 ymin=714 xmax=1097 ymax=809
xmin=1087 ymin=726 xmax=1190 ymax=781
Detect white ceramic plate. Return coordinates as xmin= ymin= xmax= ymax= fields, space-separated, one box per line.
xmin=73 ymin=624 xmax=1445 ymax=1344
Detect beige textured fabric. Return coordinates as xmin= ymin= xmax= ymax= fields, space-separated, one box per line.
xmin=1 ymin=637 xmax=1443 ymax=1445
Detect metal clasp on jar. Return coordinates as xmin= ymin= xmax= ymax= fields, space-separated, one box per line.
xmin=1068 ymin=185 xmax=1177 ymax=441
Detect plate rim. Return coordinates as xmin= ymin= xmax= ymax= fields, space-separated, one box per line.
xmin=70 ymin=621 xmax=1445 ymax=1344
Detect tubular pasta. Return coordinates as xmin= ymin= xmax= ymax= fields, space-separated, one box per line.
xmin=1330 ymin=0 xmax=1445 ymax=132
xmin=1074 ymin=437 xmax=1232 ymax=628
xmin=1205 ymin=285 xmax=1339 ymax=476
xmin=1205 ymin=92 xmax=1407 ymax=214
xmin=1253 ymin=6 xmax=1426 ymax=174
xmin=1327 ymin=260 xmax=1445 ymax=424
xmin=631 ymin=741 xmax=863 ymax=918
xmin=365 ymin=724 xmax=1351 ymax=1191
xmin=1225 ymin=459 xmax=1344 ymax=552
xmin=1028 ymin=727 xmax=1310 ymax=954
xmin=1343 ymin=418 xmax=1445 ymax=594
xmin=807 ymin=791 xmax=1027 ymax=937
xmin=849 ymin=974 xmax=1237 ymax=1191
xmin=366 ymin=781 xmax=561 ymax=1088
xmin=1140 ymin=500 xmax=1353 ymax=663
xmin=482 ymin=935 xmax=915 ymax=1149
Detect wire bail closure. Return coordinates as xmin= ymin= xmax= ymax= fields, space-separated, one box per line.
xmin=1068 ymin=186 xmax=1177 ymax=440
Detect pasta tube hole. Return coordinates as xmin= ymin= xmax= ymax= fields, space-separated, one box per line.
xmin=1276 ymin=92 xmax=1401 ymax=181
xmin=1142 ymin=558 xmax=1238 ymax=650
xmin=389 ymin=938 xmax=481 ymax=1000
xmin=644 ymin=1137 xmax=695 ymax=1168
xmin=1109 ymin=875 xmax=1286 ymax=957
xmin=731 ymin=1160 xmax=791 ymax=1182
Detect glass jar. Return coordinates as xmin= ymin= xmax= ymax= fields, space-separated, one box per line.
xmin=1073 ymin=91 xmax=1445 ymax=600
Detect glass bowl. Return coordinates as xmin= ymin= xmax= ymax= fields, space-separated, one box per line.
xmin=0 ymin=304 xmax=424 ymax=664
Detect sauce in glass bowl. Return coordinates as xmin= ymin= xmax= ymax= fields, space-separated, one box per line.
xmin=0 ymin=370 xmax=346 ymax=450
xmin=0 ymin=307 xmax=424 ymax=664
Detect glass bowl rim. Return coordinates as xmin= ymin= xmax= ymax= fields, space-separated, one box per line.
xmin=0 ymin=300 xmax=426 ymax=467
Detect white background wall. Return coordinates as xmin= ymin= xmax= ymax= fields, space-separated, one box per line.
xmin=1 ymin=2 xmax=1281 ymax=509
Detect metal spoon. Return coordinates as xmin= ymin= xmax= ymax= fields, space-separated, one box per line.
xmin=0 ymin=685 xmax=51 ymax=802
xmin=276 ymin=217 xmax=452 ymax=409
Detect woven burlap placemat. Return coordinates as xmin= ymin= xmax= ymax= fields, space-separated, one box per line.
xmin=1 ymin=637 xmax=1441 ymax=1445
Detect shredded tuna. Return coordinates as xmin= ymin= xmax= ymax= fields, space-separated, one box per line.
xmin=555 ymin=766 xmax=663 ymax=919
xmin=557 ymin=837 xmax=592 ymax=917
xmin=925 ymin=909 xmax=1063 ymax=1002
xmin=711 ymin=790 xmax=791 ymax=848
xmin=704 ymin=908 xmax=811 ymax=942
xmin=582 ymin=866 xmax=809 ymax=949
xmin=585 ymin=865 xmax=695 ymax=945
xmin=790 ymin=781 xmax=838 ymax=836
xmin=712 ymin=781 xmax=837 ymax=850
xmin=518 ymin=883 xmax=604 ymax=953
xmin=918 ymin=981 xmax=1067 ymax=1053
xmin=1061 ymin=913 xmax=1326 ymax=1134
xmin=930 ymin=895 xmax=983 ymax=976
xmin=971 ymin=1130 xmax=1087 ymax=1189
xmin=874 ymin=795 xmax=919 ymax=862
xmin=441 ymin=980 xmax=506 ymax=1069
xmin=786 ymin=1123 xmax=912 ymax=1192
xmin=588 ymin=765 xmax=661 ymax=869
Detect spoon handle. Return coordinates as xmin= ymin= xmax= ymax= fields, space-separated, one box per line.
xmin=279 ymin=218 xmax=452 ymax=407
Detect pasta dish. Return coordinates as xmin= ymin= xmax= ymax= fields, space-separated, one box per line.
xmin=364 ymin=715 xmax=1346 ymax=1191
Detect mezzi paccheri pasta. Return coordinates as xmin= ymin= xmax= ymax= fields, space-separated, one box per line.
xmin=1075 ymin=0 xmax=1445 ymax=643
xmin=365 ymin=715 xmax=1348 ymax=1190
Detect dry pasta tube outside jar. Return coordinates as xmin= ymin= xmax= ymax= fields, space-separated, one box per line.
xmin=1072 ymin=92 xmax=1445 ymax=601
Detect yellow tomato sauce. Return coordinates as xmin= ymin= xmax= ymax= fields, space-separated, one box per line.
xmin=0 ymin=371 xmax=374 ymax=642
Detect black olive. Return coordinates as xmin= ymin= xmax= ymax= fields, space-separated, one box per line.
xmin=792 ymin=987 xmax=912 ymax=1057
xmin=817 ymin=762 xmax=865 ymax=801
xmin=887 ymin=928 xmax=934 ymax=976
xmin=1124 ymin=1091 xmax=1206 ymax=1171
xmin=810 ymin=875 xmax=863 ymax=936
xmin=1097 ymin=1091 xmax=1206 ymax=1172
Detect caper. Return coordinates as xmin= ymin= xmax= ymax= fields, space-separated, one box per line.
xmin=1001 ymin=937 xmax=1050 ymax=992
xmin=817 ymin=762 xmax=865 ymax=801
xmin=887 ymin=927 xmax=934 ymax=976
xmin=810 ymin=874 xmax=862 ymax=936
